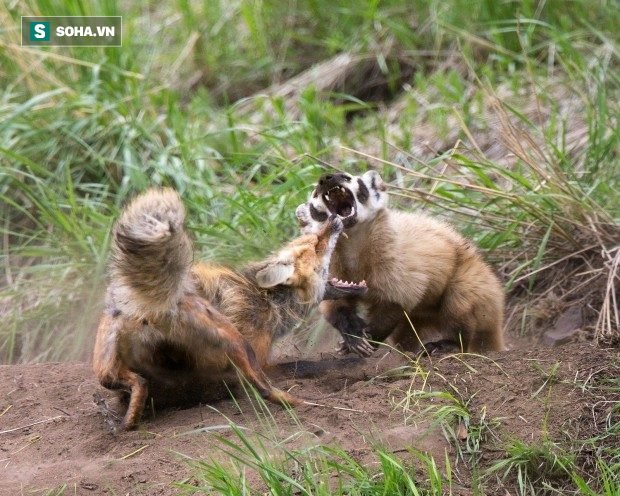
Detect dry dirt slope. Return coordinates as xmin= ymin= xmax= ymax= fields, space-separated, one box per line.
xmin=1 ymin=343 xmax=618 ymax=495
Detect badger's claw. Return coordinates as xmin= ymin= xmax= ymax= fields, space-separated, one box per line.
xmin=336 ymin=329 xmax=375 ymax=357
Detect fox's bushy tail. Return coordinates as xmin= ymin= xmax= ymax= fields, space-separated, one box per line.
xmin=110 ymin=188 xmax=193 ymax=320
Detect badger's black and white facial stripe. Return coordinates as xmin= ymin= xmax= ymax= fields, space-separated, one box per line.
xmin=296 ymin=170 xmax=388 ymax=235
xmin=309 ymin=203 xmax=328 ymax=223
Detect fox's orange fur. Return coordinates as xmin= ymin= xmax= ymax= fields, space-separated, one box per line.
xmin=93 ymin=188 xmax=350 ymax=430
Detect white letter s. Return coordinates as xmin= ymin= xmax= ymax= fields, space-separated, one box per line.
xmin=34 ymin=24 xmax=46 ymax=38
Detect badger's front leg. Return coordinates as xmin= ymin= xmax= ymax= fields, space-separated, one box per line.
xmin=319 ymin=299 xmax=374 ymax=357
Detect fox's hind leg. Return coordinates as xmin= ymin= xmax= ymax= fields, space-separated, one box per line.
xmin=179 ymin=295 xmax=303 ymax=407
xmin=227 ymin=338 xmax=303 ymax=406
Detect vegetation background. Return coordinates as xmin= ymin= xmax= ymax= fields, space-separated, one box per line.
xmin=0 ymin=0 xmax=618 ymax=493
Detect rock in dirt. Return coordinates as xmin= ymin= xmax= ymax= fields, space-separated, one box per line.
xmin=542 ymin=305 xmax=583 ymax=347
xmin=383 ymin=424 xmax=448 ymax=455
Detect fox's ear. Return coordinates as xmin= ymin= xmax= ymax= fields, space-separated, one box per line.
xmin=256 ymin=259 xmax=295 ymax=288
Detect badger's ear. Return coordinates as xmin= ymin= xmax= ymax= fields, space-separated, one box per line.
xmin=256 ymin=256 xmax=295 ymax=288
xmin=361 ymin=170 xmax=385 ymax=191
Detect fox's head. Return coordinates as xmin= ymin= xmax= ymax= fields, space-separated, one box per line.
xmin=253 ymin=214 xmax=366 ymax=302
xmin=296 ymin=170 xmax=388 ymax=235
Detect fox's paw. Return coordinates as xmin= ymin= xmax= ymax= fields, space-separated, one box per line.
xmin=93 ymin=392 xmax=123 ymax=434
xmin=336 ymin=329 xmax=375 ymax=357
xmin=327 ymin=214 xmax=344 ymax=235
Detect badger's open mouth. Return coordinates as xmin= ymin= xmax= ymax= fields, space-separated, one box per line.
xmin=323 ymin=278 xmax=367 ymax=300
xmin=323 ymin=186 xmax=356 ymax=219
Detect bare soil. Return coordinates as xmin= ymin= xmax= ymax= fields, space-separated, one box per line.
xmin=1 ymin=339 xmax=618 ymax=495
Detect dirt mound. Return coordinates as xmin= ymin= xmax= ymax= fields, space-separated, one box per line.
xmin=1 ymin=343 xmax=618 ymax=495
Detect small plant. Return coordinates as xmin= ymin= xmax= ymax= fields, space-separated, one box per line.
xmin=529 ymin=361 xmax=561 ymax=399
xmin=487 ymin=437 xmax=575 ymax=494
xmin=571 ymin=457 xmax=620 ymax=496
xmin=459 ymin=406 xmax=502 ymax=465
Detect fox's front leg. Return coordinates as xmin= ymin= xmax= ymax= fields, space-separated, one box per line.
xmin=93 ymin=310 xmax=149 ymax=431
xmin=314 ymin=214 xmax=343 ymax=259
xmin=319 ymin=299 xmax=374 ymax=357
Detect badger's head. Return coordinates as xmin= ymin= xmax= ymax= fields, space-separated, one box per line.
xmin=296 ymin=170 xmax=388 ymax=235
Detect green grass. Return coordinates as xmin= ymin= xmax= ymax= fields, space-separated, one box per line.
xmin=1 ymin=0 xmax=617 ymax=361
xmin=172 ymin=388 xmax=458 ymax=495
xmin=1 ymin=0 xmax=619 ymax=493
xmin=488 ymin=437 xmax=576 ymax=494
xmin=379 ymin=350 xmax=619 ymax=495
xmin=167 ymin=353 xmax=619 ymax=495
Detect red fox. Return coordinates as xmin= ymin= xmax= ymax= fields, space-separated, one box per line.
xmin=296 ymin=170 xmax=505 ymax=357
xmin=93 ymin=188 xmax=365 ymax=430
